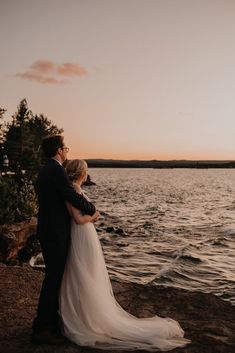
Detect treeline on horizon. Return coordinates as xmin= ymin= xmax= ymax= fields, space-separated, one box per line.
xmin=86 ymin=159 xmax=235 ymax=169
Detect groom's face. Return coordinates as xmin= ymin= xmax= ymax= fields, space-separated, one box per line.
xmin=59 ymin=144 xmax=69 ymax=163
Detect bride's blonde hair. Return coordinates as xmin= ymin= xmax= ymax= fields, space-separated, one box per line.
xmin=65 ymin=159 xmax=88 ymax=182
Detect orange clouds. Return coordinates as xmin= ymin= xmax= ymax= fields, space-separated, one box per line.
xmin=31 ymin=60 xmax=56 ymax=74
xmin=16 ymin=60 xmax=88 ymax=84
xmin=57 ymin=63 xmax=88 ymax=76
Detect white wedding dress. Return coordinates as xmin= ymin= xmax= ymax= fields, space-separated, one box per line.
xmin=59 ymin=193 xmax=190 ymax=351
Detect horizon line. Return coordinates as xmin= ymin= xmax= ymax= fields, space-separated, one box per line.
xmin=82 ymin=158 xmax=235 ymax=162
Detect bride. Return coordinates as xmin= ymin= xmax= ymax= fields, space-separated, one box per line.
xmin=59 ymin=159 xmax=190 ymax=351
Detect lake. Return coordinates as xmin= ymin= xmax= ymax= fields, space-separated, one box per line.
xmin=83 ymin=168 xmax=235 ymax=305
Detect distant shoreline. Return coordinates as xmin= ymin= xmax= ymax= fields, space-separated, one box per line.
xmin=86 ymin=159 xmax=235 ymax=169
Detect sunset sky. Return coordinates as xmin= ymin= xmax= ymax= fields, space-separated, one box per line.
xmin=1 ymin=0 xmax=235 ymax=160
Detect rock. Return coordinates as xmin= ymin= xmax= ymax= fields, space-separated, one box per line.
xmin=0 ymin=218 xmax=37 ymax=263
xmin=82 ymin=174 xmax=96 ymax=186
xmin=106 ymin=226 xmax=127 ymax=236
xmin=106 ymin=226 xmax=115 ymax=233
xmin=18 ymin=233 xmax=41 ymax=262
xmin=29 ymin=252 xmax=44 ymax=268
xmin=115 ymin=227 xmax=124 ymax=235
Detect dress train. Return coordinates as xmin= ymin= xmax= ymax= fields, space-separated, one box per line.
xmin=59 ymin=220 xmax=190 ymax=351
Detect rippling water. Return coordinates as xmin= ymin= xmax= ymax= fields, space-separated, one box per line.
xmin=83 ymin=168 xmax=235 ymax=305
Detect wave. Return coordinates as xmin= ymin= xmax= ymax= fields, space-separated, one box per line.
xmin=223 ymin=227 xmax=235 ymax=236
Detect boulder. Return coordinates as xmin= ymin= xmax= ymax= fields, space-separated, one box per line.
xmin=82 ymin=174 xmax=96 ymax=186
xmin=106 ymin=226 xmax=126 ymax=235
xmin=0 ymin=218 xmax=37 ymax=263
xmin=106 ymin=226 xmax=115 ymax=233
xmin=29 ymin=252 xmax=44 ymax=268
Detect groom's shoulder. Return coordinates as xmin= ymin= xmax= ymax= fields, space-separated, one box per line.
xmin=39 ymin=159 xmax=64 ymax=175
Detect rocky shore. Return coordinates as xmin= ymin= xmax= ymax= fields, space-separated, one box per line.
xmin=0 ymin=263 xmax=235 ymax=353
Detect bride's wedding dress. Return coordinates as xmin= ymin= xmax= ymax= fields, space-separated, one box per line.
xmin=59 ymin=194 xmax=190 ymax=351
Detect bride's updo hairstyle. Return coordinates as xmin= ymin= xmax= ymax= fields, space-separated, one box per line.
xmin=65 ymin=159 xmax=88 ymax=182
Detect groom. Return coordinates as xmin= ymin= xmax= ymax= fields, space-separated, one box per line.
xmin=31 ymin=135 xmax=96 ymax=345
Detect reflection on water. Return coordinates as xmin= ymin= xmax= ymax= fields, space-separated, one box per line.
xmin=84 ymin=169 xmax=235 ymax=305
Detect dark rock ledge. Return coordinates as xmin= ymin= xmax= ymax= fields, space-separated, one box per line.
xmin=0 ymin=218 xmax=37 ymax=264
xmin=0 ymin=218 xmax=127 ymax=265
xmin=0 ymin=264 xmax=235 ymax=353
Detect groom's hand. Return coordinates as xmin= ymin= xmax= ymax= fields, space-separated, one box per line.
xmin=92 ymin=211 xmax=100 ymax=222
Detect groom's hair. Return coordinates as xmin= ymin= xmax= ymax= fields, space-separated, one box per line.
xmin=42 ymin=135 xmax=64 ymax=158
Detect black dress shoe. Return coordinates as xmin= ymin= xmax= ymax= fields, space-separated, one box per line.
xmin=30 ymin=330 xmax=69 ymax=345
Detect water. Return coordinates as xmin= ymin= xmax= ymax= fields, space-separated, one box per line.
xmin=83 ymin=168 xmax=235 ymax=305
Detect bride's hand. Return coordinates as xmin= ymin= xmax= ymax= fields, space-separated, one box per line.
xmin=91 ymin=211 xmax=100 ymax=222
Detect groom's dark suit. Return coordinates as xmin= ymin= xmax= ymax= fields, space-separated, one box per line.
xmin=33 ymin=158 xmax=96 ymax=332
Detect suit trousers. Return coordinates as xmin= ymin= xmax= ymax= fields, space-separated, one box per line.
xmin=32 ymin=238 xmax=70 ymax=332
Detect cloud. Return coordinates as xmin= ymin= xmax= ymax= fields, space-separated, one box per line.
xmin=16 ymin=72 xmax=68 ymax=84
xmin=56 ymin=63 xmax=88 ymax=77
xmin=31 ymin=60 xmax=56 ymax=74
xmin=15 ymin=60 xmax=88 ymax=84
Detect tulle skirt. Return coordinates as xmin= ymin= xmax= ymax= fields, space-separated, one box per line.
xmin=59 ymin=221 xmax=190 ymax=351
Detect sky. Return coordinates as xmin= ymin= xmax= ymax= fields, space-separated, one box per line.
xmin=1 ymin=0 xmax=235 ymax=160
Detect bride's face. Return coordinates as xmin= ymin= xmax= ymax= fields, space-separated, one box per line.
xmin=82 ymin=167 xmax=88 ymax=182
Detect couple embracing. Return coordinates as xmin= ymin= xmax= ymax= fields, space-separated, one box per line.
xmin=31 ymin=135 xmax=190 ymax=351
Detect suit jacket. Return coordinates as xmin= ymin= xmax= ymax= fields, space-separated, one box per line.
xmin=36 ymin=159 xmax=96 ymax=244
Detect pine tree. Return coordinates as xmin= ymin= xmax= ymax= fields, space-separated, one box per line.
xmin=3 ymin=98 xmax=63 ymax=178
xmin=27 ymin=113 xmax=63 ymax=175
xmin=3 ymin=99 xmax=33 ymax=173
xmin=0 ymin=99 xmax=64 ymax=223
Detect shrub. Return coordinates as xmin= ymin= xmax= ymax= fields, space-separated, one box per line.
xmin=0 ymin=174 xmax=37 ymax=225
